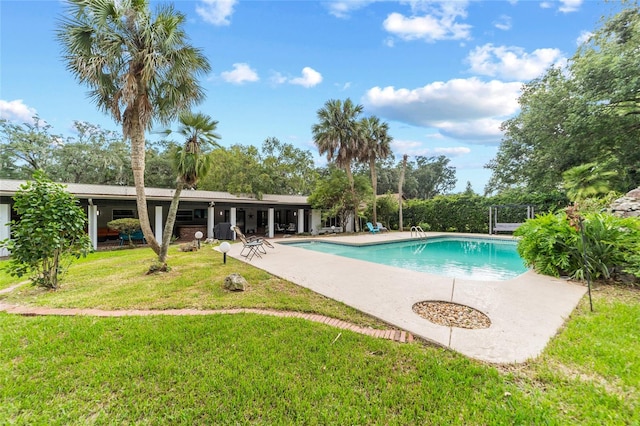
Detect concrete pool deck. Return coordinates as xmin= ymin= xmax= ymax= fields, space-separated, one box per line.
xmin=227 ymin=232 xmax=587 ymax=364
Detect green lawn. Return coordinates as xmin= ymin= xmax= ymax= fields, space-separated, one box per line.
xmin=1 ymin=246 xmax=638 ymax=424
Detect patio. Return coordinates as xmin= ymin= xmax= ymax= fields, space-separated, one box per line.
xmin=226 ymin=232 xmax=587 ymax=364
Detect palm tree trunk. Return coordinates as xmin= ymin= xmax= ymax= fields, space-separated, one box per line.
xmin=129 ymin=115 xmax=160 ymax=254
xmin=398 ymin=154 xmax=407 ymax=231
xmin=370 ymin=158 xmax=378 ymax=225
xmin=344 ymin=166 xmax=359 ymax=232
xmin=158 ymin=183 xmax=183 ymax=264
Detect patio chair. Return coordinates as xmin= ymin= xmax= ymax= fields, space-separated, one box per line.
xmin=366 ymin=222 xmax=380 ymax=234
xmin=376 ymin=222 xmax=389 ymax=232
xmin=237 ymin=234 xmax=264 ymax=261
xmin=232 ymin=226 xmax=273 ymax=249
xmin=286 ymin=223 xmax=296 ymax=233
xmin=275 ymin=223 xmax=286 ymax=233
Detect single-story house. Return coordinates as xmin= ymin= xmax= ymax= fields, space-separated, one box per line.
xmin=1 ymin=179 xmax=351 ymax=255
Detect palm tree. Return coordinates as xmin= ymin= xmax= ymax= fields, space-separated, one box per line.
xmin=158 ymin=112 xmax=220 ymax=265
xmin=312 ymin=98 xmax=364 ymax=230
xmin=562 ymin=161 xmax=617 ymax=203
xmin=58 ymin=0 xmax=210 ymax=255
xmin=360 ymin=116 xmax=392 ymax=225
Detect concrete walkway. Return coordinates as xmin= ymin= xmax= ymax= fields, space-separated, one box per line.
xmin=225 ymin=232 xmax=587 ymax=364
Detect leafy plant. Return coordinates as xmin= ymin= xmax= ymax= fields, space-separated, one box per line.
xmin=107 ymin=218 xmax=141 ymax=248
xmin=515 ymin=211 xmax=640 ymax=283
xmin=1 ymin=171 xmax=91 ymax=289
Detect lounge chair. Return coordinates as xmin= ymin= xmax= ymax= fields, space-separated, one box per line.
xmin=232 ymin=226 xmax=273 ymax=249
xmin=237 ymin=234 xmax=264 ymax=260
xmin=366 ymin=222 xmax=379 ymax=234
xmin=376 ymin=222 xmax=388 ymax=232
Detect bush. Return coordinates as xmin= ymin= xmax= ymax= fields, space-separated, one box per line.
xmin=514 ymin=211 xmax=640 ymax=283
xmin=107 ymin=218 xmax=141 ymax=248
xmin=1 ymin=172 xmax=92 ymax=289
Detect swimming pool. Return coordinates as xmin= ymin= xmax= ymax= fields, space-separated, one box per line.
xmin=285 ymin=237 xmax=528 ymax=281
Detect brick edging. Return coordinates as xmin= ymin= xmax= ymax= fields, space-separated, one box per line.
xmin=0 ymin=303 xmax=414 ymax=343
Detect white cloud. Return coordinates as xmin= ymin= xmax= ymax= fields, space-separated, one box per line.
xmin=577 ymin=30 xmax=592 ymax=46
xmin=325 ymin=0 xmax=376 ymax=18
xmin=0 ymin=99 xmax=37 ymax=123
xmin=559 ymin=0 xmax=582 ymax=13
xmin=220 ymin=63 xmax=259 ymax=85
xmin=270 ymin=72 xmax=288 ymax=85
xmin=466 ymin=44 xmax=565 ymax=81
xmin=391 ymin=139 xmax=432 ymax=156
xmin=493 ymin=15 xmax=512 ymax=31
xmin=433 ymin=147 xmax=471 ymax=156
xmin=383 ymin=1 xmax=471 ymax=42
xmin=289 ymin=67 xmax=323 ymax=88
xmin=196 ymin=0 xmax=237 ymax=26
xmin=390 ymin=139 xmax=471 ymax=157
xmin=363 ymin=77 xmax=522 ymax=144
xmin=540 ymin=0 xmax=582 ymax=13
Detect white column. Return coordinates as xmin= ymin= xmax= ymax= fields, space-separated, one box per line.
xmin=311 ymin=209 xmax=321 ymax=235
xmin=88 ymin=205 xmax=98 ymax=250
xmin=230 ymin=207 xmax=237 ymax=240
xmin=297 ymin=208 xmax=304 ymax=234
xmin=0 ymin=203 xmax=11 ymax=256
xmin=268 ymin=208 xmax=274 ymax=238
xmin=155 ymin=205 xmax=163 ymax=242
xmin=207 ymin=205 xmax=215 ymax=239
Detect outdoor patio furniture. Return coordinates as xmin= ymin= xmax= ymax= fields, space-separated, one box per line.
xmin=366 ymin=222 xmax=380 ymax=233
xmin=237 ymin=234 xmax=264 ymax=261
xmin=376 ymin=222 xmax=388 ymax=232
xmin=119 ymin=230 xmax=146 ymax=246
xmin=232 ymin=226 xmax=273 ymax=249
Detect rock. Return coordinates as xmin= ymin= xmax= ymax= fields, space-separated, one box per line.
xmin=610 ymin=187 xmax=640 ymax=218
xmin=224 ymin=273 xmax=247 ymax=291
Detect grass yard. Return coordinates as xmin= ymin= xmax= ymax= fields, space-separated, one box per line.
xmin=1 ymin=245 xmax=638 ymax=424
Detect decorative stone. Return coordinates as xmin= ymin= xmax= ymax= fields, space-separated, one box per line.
xmin=224 ymin=273 xmax=247 ymax=291
xmin=610 ymin=187 xmax=640 ymax=218
xmin=412 ymin=301 xmax=491 ymax=329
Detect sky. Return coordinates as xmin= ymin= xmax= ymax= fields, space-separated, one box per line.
xmin=0 ymin=0 xmax=624 ymax=193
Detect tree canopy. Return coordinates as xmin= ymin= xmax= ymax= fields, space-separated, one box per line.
xmin=486 ymin=5 xmax=640 ymax=194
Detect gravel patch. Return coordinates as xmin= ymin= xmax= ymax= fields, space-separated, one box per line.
xmin=413 ymin=301 xmax=491 ymax=329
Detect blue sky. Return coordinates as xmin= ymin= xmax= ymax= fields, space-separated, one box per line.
xmin=0 ymin=0 xmax=622 ymax=192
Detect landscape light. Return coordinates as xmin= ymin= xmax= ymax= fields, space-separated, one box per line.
xmin=220 ymin=241 xmax=231 ymax=264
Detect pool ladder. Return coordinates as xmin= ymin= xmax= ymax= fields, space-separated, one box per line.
xmin=410 ymin=226 xmax=427 ymax=238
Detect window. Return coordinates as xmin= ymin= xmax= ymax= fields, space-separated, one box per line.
xmin=176 ymin=210 xmax=193 ymax=222
xmin=194 ymin=209 xmax=207 ymax=219
xmin=112 ymin=209 xmax=135 ymax=220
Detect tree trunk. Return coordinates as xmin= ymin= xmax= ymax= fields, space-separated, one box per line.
xmin=370 ymin=158 xmax=378 ymax=225
xmin=398 ymin=154 xmax=407 ymax=231
xmin=345 ymin=165 xmax=359 ymax=232
xmin=158 ymin=183 xmax=183 ymax=264
xmin=129 ymin=111 xmax=160 ymax=254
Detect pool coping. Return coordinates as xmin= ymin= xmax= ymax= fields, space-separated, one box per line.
xmin=278 ymin=234 xmax=527 ymax=281
xmin=226 ymin=231 xmax=587 ymax=364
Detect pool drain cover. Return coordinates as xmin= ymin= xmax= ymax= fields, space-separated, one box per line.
xmin=412 ymin=301 xmax=491 ymax=329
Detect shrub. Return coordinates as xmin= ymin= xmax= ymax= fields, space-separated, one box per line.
xmin=1 ymin=172 xmax=92 ymax=289
xmin=515 ymin=211 xmax=640 ymax=283
xmin=107 ymin=218 xmax=141 ymax=248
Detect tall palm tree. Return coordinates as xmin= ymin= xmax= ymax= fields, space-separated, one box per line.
xmin=312 ymin=98 xmax=364 ymax=230
xmin=360 ymin=116 xmax=392 ymax=225
xmin=158 ymin=112 xmax=220 ymax=265
xmin=58 ymin=0 xmax=210 ymax=255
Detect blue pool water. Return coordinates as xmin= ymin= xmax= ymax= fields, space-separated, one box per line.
xmin=285 ymin=237 xmax=528 ymax=281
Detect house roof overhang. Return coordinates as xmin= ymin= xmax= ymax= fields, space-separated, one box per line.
xmin=0 ymin=180 xmax=310 ymax=207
